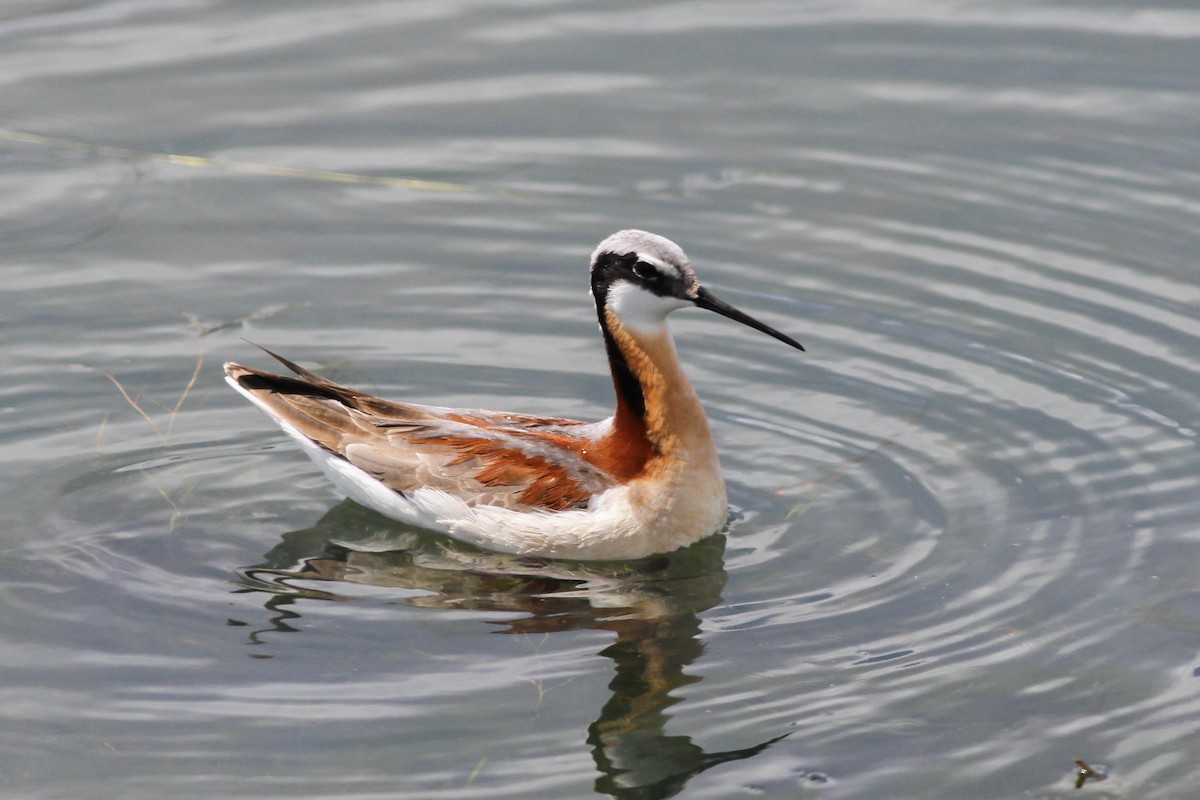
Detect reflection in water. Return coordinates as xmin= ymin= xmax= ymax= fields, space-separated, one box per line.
xmin=588 ymin=616 xmax=790 ymax=798
xmin=236 ymin=501 xmax=789 ymax=798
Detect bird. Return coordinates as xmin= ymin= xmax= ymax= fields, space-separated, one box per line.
xmin=224 ymin=230 xmax=804 ymax=561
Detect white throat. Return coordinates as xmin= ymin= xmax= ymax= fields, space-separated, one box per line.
xmin=605 ymin=280 xmax=689 ymax=334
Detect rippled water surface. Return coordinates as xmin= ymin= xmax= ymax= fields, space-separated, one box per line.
xmin=4 ymin=1 xmax=1200 ymax=798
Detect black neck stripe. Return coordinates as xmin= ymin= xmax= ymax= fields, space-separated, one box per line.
xmin=599 ymin=315 xmax=646 ymax=419
xmin=592 ymin=253 xmax=647 ymax=419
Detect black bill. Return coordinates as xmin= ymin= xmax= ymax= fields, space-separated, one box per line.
xmin=693 ymin=286 xmax=805 ymax=352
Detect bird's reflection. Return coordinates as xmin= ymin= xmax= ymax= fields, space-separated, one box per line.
xmin=235 ymin=500 xmax=788 ymax=798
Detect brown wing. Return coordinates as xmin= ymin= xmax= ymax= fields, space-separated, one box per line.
xmin=225 ymin=351 xmax=616 ymax=512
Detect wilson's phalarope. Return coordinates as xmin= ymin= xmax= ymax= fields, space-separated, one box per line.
xmin=225 ymin=230 xmax=804 ymax=560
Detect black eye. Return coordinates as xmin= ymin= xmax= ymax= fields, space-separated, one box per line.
xmin=632 ymin=261 xmax=658 ymax=281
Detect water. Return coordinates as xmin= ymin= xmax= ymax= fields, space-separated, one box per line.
xmin=3 ymin=1 xmax=1199 ymax=797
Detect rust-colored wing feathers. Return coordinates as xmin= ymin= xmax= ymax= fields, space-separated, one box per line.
xmin=226 ymin=352 xmax=619 ymax=513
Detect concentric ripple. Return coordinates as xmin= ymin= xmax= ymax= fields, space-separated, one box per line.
xmin=2 ymin=1 xmax=1200 ymax=798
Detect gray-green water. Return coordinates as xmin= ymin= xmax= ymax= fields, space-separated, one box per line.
xmin=4 ymin=2 xmax=1200 ymax=798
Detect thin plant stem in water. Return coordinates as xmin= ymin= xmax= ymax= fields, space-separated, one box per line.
xmin=787 ymin=399 xmax=931 ymax=519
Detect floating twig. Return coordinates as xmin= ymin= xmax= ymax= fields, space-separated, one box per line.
xmin=0 ymin=127 xmax=473 ymax=193
xmin=1074 ymin=757 xmax=1105 ymax=789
